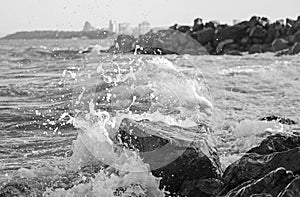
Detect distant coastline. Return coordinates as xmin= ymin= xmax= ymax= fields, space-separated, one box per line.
xmin=1 ymin=30 xmax=114 ymax=40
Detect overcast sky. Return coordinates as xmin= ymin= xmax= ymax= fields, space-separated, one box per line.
xmin=1 ymin=0 xmax=300 ymax=36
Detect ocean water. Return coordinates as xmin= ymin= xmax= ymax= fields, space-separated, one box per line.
xmin=0 ymin=39 xmax=300 ymax=196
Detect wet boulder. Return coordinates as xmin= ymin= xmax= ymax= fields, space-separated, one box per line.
xmin=224 ymin=168 xmax=295 ymax=197
xmin=272 ymin=38 xmax=290 ymax=52
xmin=278 ymin=176 xmax=300 ymax=197
xmin=117 ymin=118 xmax=222 ymax=196
xmin=220 ymin=147 xmax=300 ymax=195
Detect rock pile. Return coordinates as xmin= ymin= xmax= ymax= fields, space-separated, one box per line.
xmin=108 ymin=16 xmax=300 ymax=56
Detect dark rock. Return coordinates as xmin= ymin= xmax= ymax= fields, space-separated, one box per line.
xmin=261 ymin=44 xmax=273 ymax=52
xmin=117 ymin=118 xmax=222 ymax=196
xmin=204 ymin=42 xmax=215 ymax=54
xmin=180 ymin=178 xmax=223 ymax=197
xmin=191 ymin=27 xmax=215 ymax=46
xmin=169 ymin=24 xmax=179 ymax=30
xmin=249 ymin=26 xmax=267 ymax=38
xmin=241 ymin=37 xmax=250 ymax=45
xmin=294 ymin=19 xmax=300 ymax=31
xmin=278 ymin=176 xmax=300 ymax=197
xmin=286 ymin=18 xmax=297 ymax=28
xmin=224 ymin=167 xmax=295 ymax=197
xmin=177 ymin=25 xmax=192 ymax=34
xmin=272 ymin=38 xmax=290 ymax=52
xmin=292 ymin=31 xmax=300 ymax=43
xmin=252 ymin=38 xmax=264 ymax=44
xmin=249 ymin=44 xmax=262 ymax=54
xmin=220 ymin=147 xmax=300 ymax=195
xmin=290 ymin=42 xmax=300 ymax=55
xmin=286 ymin=27 xmax=296 ymax=36
xmin=223 ymin=43 xmax=241 ymax=53
xmin=249 ymin=16 xmax=261 ymax=27
xmin=265 ymin=27 xmax=280 ymax=44
xmin=261 ymin=17 xmax=271 ymax=27
xmin=135 ymin=29 xmax=208 ymax=55
xmin=216 ymin=39 xmax=234 ymax=54
xmin=259 ymin=115 xmax=297 ymax=125
xmin=204 ymin=21 xmax=216 ymax=29
xmin=214 ymin=24 xmax=248 ymax=42
xmin=225 ymin=50 xmax=243 ymax=56
xmin=247 ymin=133 xmax=300 ymax=155
xmin=193 ymin=18 xmax=204 ymax=32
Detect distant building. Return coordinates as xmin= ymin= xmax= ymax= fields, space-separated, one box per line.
xmin=118 ymin=22 xmax=131 ymax=33
xmin=109 ymin=20 xmax=118 ymax=32
xmin=138 ymin=21 xmax=151 ymax=35
xmin=82 ymin=21 xmax=96 ymax=32
xmin=233 ymin=19 xmax=241 ymax=25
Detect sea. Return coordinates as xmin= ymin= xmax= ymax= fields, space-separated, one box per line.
xmin=0 ymin=39 xmax=300 ymax=196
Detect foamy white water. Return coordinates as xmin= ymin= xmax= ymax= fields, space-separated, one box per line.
xmin=0 ymin=39 xmax=300 ymax=196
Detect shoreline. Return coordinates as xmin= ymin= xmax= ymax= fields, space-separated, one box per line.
xmin=1 ymin=15 xmax=300 ymax=57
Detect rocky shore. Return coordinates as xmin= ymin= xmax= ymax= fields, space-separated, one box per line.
xmin=1 ymin=116 xmax=299 ymax=196
xmin=108 ymin=16 xmax=300 ymax=56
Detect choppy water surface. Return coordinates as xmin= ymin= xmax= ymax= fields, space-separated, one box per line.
xmin=0 ymin=39 xmax=300 ymax=196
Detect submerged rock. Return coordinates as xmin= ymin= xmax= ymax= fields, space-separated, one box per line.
xmin=117 ymin=118 xmax=222 ymax=196
xmin=259 ymin=115 xmax=297 ymax=125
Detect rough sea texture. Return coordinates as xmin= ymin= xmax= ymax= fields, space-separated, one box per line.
xmin=0 ymin=39 xmax=300 ymax=196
